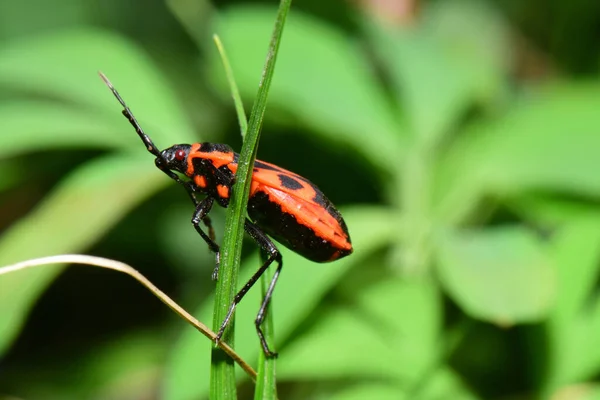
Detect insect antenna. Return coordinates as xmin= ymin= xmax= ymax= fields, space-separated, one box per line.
xmin=98 ymin=71 xmax=163 ymax=158
xmin=98 ymin=71 xmax=193 ymax=188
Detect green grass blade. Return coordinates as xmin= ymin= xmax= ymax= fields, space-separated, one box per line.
xmin=214 ymin=32 xmax=278 ymax=398
xmin=214 ymin=30 xmax=278 ymax=400
xmin=213 ymin=34 xmax=248 ymax=137
xmin=210 ymin=0 xmax=291 ymax=398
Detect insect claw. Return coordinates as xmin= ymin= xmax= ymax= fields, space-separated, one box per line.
xmin=212 ymin=253 xmax=221 ymax=281
xmin=215 ymin=326 xmax=226 ymax=347
xmin=266 ymin=350 xmax=279 ymax=358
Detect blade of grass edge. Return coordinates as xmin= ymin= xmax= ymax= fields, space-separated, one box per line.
xmin=210 ymin=0 xmax=291 ymax=399
xmin=213 ymin=34 xmax=248 ymax=137
xmin=214 ymin=33 xmax=278 ymax=399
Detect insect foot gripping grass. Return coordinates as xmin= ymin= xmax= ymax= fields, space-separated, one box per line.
xmin=99 ymin=72 xmax=353 ymax=356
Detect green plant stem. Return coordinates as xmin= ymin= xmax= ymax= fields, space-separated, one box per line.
xmin=214 ymin=32 xmax=278 ymax=399
xmin=210 ymin=0 xmax=291 ymax=398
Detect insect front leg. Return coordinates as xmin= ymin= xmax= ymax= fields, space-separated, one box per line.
xmin=191 ymin=196 xmax=221 ymax=280
xmin=215 ymin=219 xmax=282 ymax=357
xmin=182 ymin=182 xmax=218 ymax=252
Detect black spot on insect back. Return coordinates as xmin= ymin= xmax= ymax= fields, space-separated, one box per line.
xmin=278 ymin=174 xmax=304 ymax=190
xmin=312 ymin=187 xmax=348 ymax=227
xmin=312 ymin=189 xmax=327 ymax=207
xmin=254 ymin=160 xmax=279 ymax=171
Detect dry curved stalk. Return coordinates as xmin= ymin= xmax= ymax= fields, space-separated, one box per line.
xmin=0 ymin=254 xmax=257 ymax=381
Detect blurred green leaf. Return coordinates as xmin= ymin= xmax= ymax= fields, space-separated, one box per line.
xmin=364 ymin=0 xmax=510 ymax=145
xmin=0 ymin=154 xmax=167 ymax=356
xmin=6 ymin=330 xmax=165 ymax=399
xmin=166 ymin=0 xmax=214 ymax=44
xmin=510 ymin=195 xmax=600 ymax=227
xmin=580 ymin=296 xmax=600 ymax=378
xmin=209 ymin=6 xmax=403 ymax=170
xmin=277 ymin=306 xmax=397 ymax=381
xmin=437 ymin=226 xmax=556 ymax=324
xmin=549 ymin=217 xmax=600 ymax=325
xmin=0 ymin=162 xmax=21 ymax=192
xmin=511 ymin=198 xmax=600 ymax=393
xmin=277 ymin=277 xmax=441 ymax=383
xmin=163 ymin=206 xmax=396 ymax=400
xmin=435 ymin=83 xmax=600 ymax=224
xmin=0 ymin=0 xmax=90 ymax=39
xmin=541 ymin=214 xmax=600 ymax=392
xmin=409 ymin=367 xmax=479 ymax=400
xmin=0 ymin=101 xmax=128 ymax=158
xmin=0 ymin=28 xmax=195 ymax=145
xmin=547 ymin=296 xmax=600 ymax=391
xmin=325 ymin=367 xmax=477 ymax=400
xmin=356 ymin=277 xmax=441 ymax=381
xmin=85 ymin=331 xmax=165 ymax=396
xmin=328 ymin=382 xmax=403 ymax=400
xmin=550 ymin=384 xmax=600 ymax=400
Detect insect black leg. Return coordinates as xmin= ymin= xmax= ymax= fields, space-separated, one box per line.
xmin=182 ymin=181 xmax=201 ymax=207
xmin=202 ymin=215 xmax=220 ymax=280
xmin=255 ymin=253 xmax=282 ymax=358
xmin=181 ymin=182 xmax=218 ymax=267
xmin=215 ymin=219 xmax=282 ymax=357
xmin=203 ymin=215 xmax=216 ymax=242
xmin=191 ymin=197 xmax=221 ymax=279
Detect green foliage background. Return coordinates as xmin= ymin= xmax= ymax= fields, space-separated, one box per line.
xmin=1 ymin=0 xmax=600 ymax=398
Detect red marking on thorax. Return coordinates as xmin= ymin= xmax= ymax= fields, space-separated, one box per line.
xmin=186 ymin=143 xmax=236 ymax=177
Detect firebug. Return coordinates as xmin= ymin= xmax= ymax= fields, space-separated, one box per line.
xmin=99 ymin=72 xmax=353 ymax=356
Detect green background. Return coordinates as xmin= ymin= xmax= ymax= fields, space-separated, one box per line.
xmin=1 ymin=0 xmax=600 ymax=398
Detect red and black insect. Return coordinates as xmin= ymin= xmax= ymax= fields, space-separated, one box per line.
xmin=99 ymin=72 xmax=352 ymax=356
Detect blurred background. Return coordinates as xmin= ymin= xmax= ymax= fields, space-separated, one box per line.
xmin=1 ymin=0 xmax=600 ymax=399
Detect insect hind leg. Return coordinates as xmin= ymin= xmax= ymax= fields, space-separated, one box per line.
xmin=255 ymin=251 xmax=282 ymax=358
xmin=215 ymin=219 xmax=281 ymax=357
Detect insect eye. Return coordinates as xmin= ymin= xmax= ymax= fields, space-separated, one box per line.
xmin=174 ymin=149 xmax=186 ymax=161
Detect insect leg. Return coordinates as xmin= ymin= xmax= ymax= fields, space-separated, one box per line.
xmin=202 ymin=215 xmax=218 ymax=278
xmin=215 ymin=219 xmax=282 ymax=357
xmin=202 ymin=215 xmax=216 ymax=242
xmin=191 ymin=196 xmax=221 ymax=279
xmin=254 ymin=251 xmax=282 ymax=358
xmin=180 ymin=182 xmax=217 ymax=247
